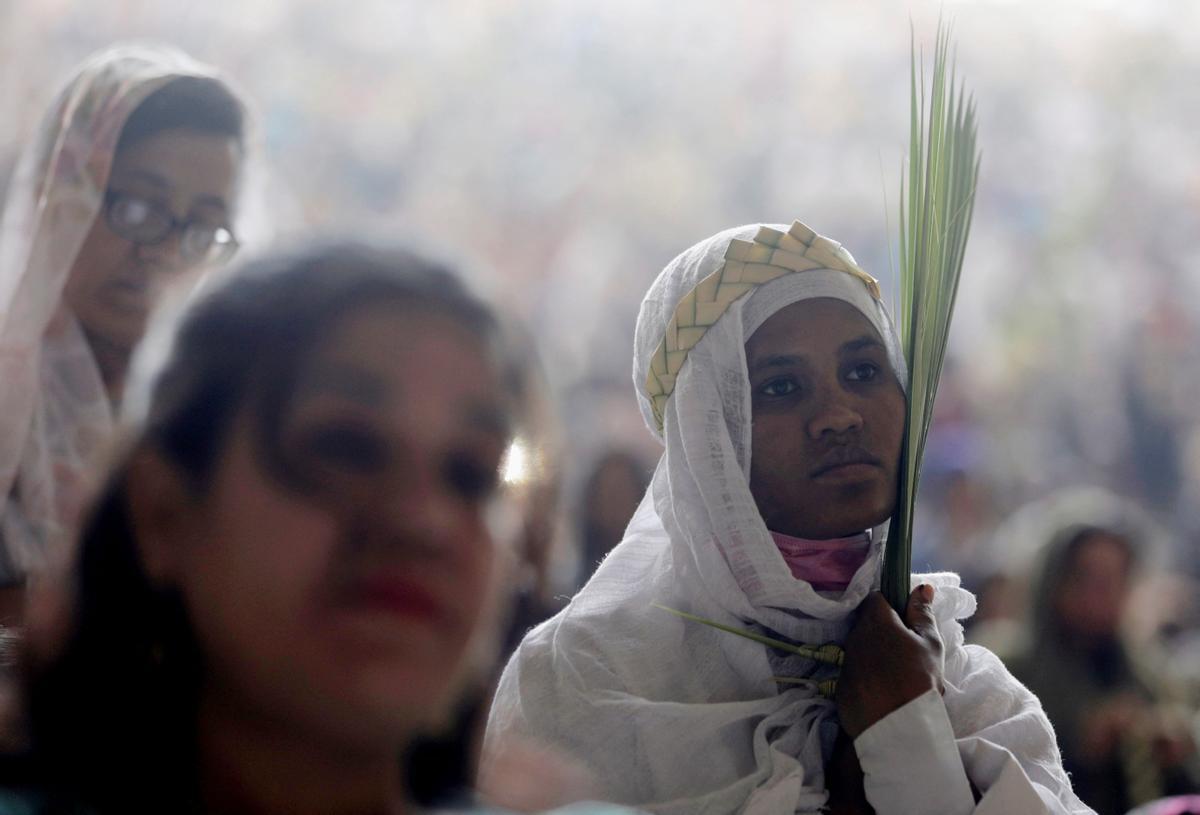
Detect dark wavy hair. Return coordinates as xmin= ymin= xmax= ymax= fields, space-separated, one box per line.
xmin=10 ymin=243 xmax=510 ymax=811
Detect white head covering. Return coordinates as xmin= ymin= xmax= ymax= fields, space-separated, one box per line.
xmin=0 ymin=44 xmax=245 ymax=580
xmin=486 ymin=222 xmax=1087 ymax=814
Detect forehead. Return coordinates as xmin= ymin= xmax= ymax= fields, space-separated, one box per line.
xmin=110 ymin=128 xmax=241 ymax=207
xmin=1070 ymin=532 xmax=1132 ymax=567
xmin=299 ymin=302 xmax=507 ymax=420
xmin=745 ymin=297 xmax=883 ymax=359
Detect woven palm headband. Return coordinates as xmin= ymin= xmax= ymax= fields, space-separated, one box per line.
xmin=644 ymin=220 xmax=882 ymax=431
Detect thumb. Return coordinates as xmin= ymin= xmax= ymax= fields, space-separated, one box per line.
xmin=903 ymin=583 xmax=938 ymax=636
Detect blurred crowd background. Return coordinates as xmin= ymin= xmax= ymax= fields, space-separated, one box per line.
xmin=3 ymin=1 xmax=1199 ymax=810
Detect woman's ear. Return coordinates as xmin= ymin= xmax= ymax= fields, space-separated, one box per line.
xmin=124 ymin=448 xmax=200 ymax=585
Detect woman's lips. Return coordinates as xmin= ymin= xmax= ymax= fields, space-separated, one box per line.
xmin=811 ymin=461 xmax=883 ymax=483
xmin=345 ymin=576 xmax=448 ymax=623
xmin=102 ymin=276 xmax=152 ymax=314
xmin=810 ymin=450 xmax=884 ymax=482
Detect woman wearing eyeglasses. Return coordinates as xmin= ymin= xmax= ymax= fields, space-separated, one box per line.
xmin=0 ymin=44 xmax=248 ymax=614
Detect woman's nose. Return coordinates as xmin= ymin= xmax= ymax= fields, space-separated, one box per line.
xmin=364 ymin=468 xmax=461 ymax=557
xmin=806 ymin=392 xmax=865 ymax=440
xmin=136 ymin=229 xmax=186 ymax=270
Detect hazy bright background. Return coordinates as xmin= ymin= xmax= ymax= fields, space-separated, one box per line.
xmin=3 ymin=0 xmax=1199 ymax=606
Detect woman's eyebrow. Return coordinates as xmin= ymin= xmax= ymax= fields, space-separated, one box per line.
xmin=300 ymin=365 xmax=388 ymax=406
xmin=110 ymin=171 xmax=228 ymax=212
xmin=111 ymin=169 xmax=169 ymax=190
xmin=748 ymin=353 xmax=806 ymax=375
xmin=840 ymin=335 xmax=885 ymax=354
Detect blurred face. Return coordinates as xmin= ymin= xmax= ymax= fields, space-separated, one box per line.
xmin=746 ymin=298 xmax=906 ymax=539
xmin=153 ymin=305 xmax=510 ymax=749
xmin=63 ymin=128 xmax=241 ymax=351
xmin=1054 ymin=533 xmax=1132 ymax=640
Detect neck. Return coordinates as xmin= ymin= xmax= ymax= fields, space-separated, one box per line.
xmin=82 ymin=329 xmax=132 ymax=403
xmin=770 ymin=530 xmax=873 ymax=591
xmin=198 ymin=690 xmax=409 ymax=815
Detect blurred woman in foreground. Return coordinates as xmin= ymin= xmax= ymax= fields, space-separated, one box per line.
xmin=0 ymin=45 xmax=248 ymax=605
xmin=0 ymin=245 xmax=627 ymax=814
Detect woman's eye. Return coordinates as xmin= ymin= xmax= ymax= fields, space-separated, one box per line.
xmin=445 ymin=453 xmax=500 ymax=501
xmin=112 ymin=196 xmax=167 ymax=228
xmin=759 ymin=378 xmax=799 ymax=397
xmin=300 ymin=424 xmax=388 ymax=474
xmin=846 ymin=362 xmax=879 ymax=382
xmin=118 ymin=199 xmax=151 ymax=224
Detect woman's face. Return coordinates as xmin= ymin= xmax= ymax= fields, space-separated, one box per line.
xmin=151 ymin=304 xmax=510 ymax=748
xmin=63 ymin=127 xmax=241 ymax=351
xmin=1054 ymin=532 xmax=1131 ymax=640
xmin=745 ymin=297 xmax=905 ymax=539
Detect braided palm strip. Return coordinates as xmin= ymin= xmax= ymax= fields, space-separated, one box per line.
xmin=645 ymin=220 xmax=882 ymax=430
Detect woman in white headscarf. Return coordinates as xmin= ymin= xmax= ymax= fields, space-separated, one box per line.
xmin=486 ymin=222 xmax=1092 ymax=814
xmin=0 ymin=45 xmax=249 ymax=603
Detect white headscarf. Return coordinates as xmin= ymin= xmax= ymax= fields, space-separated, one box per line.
xmin=0 ymin=45 xmax=244 ymax=580
xmin=486 ymin=223 xmax=1088 ymax=814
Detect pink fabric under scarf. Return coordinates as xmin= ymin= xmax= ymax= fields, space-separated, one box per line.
xmin=771 ymin=530 xmax=872 ymax=591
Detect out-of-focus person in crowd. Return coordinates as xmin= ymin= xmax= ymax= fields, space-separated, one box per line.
xmin=573 ymin=448 xmax=651 ymax=589
xmin=962 ymin=570 xmax=1024 ymax=655
xmin=488 ymin=220 xmax=1090 ymax=814
xmin=910 ymin=361 xmax=1001 ymax=591
xmin=912 ymin=467 xmax=998 ymax=585
xmin=1004 ymin=496 xmax=1199 ymax=815
xmin=0 ymin=244 xmax=637 ymax=815
xmin=0 ymin=45 xmax=249 ymax=620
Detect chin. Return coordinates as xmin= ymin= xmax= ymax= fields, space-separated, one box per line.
xmin=826 ymin=487 xmax=894 ymax=531
xmin=86 ymin=312 xmax=147 ymax=352
xmin=373 ymin=660 xmax=469 ymax=714
xmin=321 ymin=668 xmax=463 ymax=740
xmin=789 ymin=495 xmax=895 ymax=539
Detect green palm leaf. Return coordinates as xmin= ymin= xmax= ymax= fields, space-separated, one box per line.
xmin=652 ymin=604 xmax=844 ymax=667
xmin=882 ymin=20 xmax=982 ymax=611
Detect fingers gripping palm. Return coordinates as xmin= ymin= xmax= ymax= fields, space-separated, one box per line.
xmin=826 ymin=585 xmax=946 ymax=812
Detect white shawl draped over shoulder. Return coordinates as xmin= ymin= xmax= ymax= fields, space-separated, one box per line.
xmin=486 ymin=223 xmax=1090 ymax=814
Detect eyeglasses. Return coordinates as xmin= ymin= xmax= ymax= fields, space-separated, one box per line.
xmin=104 ymin=191 xmax=239 ymax=266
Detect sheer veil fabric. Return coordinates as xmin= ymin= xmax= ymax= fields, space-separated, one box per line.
xmin=485 ymin=224 xmax=1089 ymax=813
xmin=0 ymin=45 xmax=242 ymax=578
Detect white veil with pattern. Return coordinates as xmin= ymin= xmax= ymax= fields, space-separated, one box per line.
xmin=0 ymin=45 xmax=244 ymax=579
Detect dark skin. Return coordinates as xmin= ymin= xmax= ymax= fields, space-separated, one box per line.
xmin=746 ymin=299 xmax=905 ymax=540
xmin=745 ymin=299 xmax=946 ymax=808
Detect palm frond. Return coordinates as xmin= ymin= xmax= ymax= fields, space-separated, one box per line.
xmin=882 ymin=20 xmax=981 ymax=611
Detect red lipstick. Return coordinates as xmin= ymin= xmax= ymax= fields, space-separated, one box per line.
xmin=349 ymin=577 xmax=447 ymax=622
